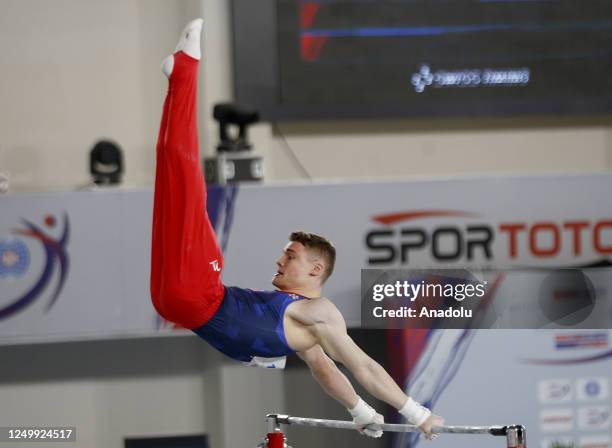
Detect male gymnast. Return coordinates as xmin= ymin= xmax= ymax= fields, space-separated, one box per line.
xmin=150 ymin=18 xmax=443 ymax=439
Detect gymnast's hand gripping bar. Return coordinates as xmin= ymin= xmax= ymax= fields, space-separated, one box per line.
xmin=262 ymin=414 xmax=526 ymax=448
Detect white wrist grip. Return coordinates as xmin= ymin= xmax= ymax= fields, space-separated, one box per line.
xmin=348 ymin=397 xmax=373 ymax=419
xmin=399 ymin=397 xmax=431 ymax=426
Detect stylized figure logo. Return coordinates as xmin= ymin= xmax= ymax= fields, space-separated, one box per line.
xmin=0 ymin=213 xmax=70 ymax=320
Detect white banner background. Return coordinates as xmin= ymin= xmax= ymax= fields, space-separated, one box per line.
xmin=0 ymin=173 xmax=611 ymax=342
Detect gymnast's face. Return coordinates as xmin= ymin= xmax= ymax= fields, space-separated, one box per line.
xmin=272 ymin=241 xmax=322 ymax=291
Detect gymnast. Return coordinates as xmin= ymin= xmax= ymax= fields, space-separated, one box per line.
xmin=150 ymin=18 xmax=443 ymax=439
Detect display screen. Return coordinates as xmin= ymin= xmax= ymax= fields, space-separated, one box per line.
xmin=232 ymin=0 xmax=612 ymax=120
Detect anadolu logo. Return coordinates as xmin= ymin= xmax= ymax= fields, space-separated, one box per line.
xmin=365 ymin=209 xmax=612 ymax=267
xmin=0 ymin=213 xmax=70 ymax=320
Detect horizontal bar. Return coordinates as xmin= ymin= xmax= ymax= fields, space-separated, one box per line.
xmin=270 ymin=415 xmax=508 ymax=436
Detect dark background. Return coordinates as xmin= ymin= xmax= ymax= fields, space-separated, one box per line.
xmin=232 ymin=0 xmax=612 ymax=120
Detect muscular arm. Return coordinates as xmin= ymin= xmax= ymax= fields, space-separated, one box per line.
xmin=309 ymin=302 xmax=409 ymax=410
xmin=297 ymin=345 xmax=359 ymax=409
xmin=293 ymin=298 xmax=441 ymax=436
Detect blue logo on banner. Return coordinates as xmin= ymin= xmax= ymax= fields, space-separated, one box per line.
xmin=0 ymin=213 xmax=70 ymax=320
xmin=0 ymin=239 xmax=30 ymax=277
xmin=585 ymin=380 xmax=601 ymax=397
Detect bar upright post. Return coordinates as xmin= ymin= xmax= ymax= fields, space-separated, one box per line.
xmin=266 ymin=414 xmax=285 ymax=448
xmin=506 ymin=425 xmax=526 ymax=448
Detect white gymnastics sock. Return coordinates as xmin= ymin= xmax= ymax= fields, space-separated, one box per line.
xmin=175 ymin=18 xmax=203 ymax=60
xmin=161 ymin=18 xmax=203 ymax=78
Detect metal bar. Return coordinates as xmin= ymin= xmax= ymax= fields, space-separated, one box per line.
xmin=268 ymin=414 xmax=510 ymax=435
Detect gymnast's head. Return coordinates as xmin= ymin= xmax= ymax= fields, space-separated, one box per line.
xmin=272 ymin=231 xmax=336 ymax=292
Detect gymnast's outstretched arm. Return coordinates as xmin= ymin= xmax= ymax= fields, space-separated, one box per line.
xmin=298 ymin=344 xmax=359 ymax=409
xmin=302 ymin=300 xmax=444 ymax=438
xmin=298 ymin=344 xmax=384 ymax=438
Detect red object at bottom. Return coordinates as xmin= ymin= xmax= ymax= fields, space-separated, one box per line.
xmin=267 ymin=432 xmax=285 ymax=448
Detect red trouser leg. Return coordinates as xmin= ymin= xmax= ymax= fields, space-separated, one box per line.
xmin=150 ymin=52 xmax=224 ymax=329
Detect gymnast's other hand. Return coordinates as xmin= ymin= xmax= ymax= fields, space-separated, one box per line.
xmin=348 ymin=397 xmax=384 ymax=438
xmin=419 ymin=414 xmax=444 ymax=441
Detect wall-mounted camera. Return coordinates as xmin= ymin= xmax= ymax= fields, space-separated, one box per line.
xmin=205 ymin=102 xmax=263 ymax=185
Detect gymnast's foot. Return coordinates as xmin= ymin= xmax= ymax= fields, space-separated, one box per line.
xmin=161 ymin=18 xmax=203 ymax=78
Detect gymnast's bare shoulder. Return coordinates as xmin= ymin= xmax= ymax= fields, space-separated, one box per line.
xmin=283 ymin=296 xmax=348 ymax=353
